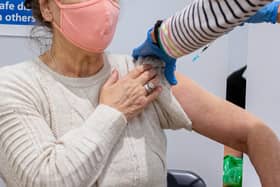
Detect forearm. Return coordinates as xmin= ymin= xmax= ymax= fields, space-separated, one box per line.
xmin=172 ymin=72 xmax=280 ymax=185
xmin=159 ymin=0 xmax=272 ymax=58
xmin=247 ymin=123 xmax=280 ymax=187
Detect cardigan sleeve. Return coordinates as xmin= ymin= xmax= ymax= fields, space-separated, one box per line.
xmin=134 ymin=57 xmax=192 ymax=131
xmin=0 ymin=70 xmax=127 ymax=187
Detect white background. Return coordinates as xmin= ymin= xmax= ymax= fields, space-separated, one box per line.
xmin=0 ymin=25 xmax=32 ymax=37
xmin=0 ymin=0 xmax=279 ymax=187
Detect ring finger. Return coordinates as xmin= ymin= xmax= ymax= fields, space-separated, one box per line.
xmin=137 ymin=69 xmax=157 ymax=85
xmin=143 ymin=76 xmax=160 ymax=95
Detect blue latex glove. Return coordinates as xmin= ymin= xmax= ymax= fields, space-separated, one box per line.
xmin=132 ymin=28 xmax=178 ymax=85
xmin=245 ymin=1 xmax=280 ymax=24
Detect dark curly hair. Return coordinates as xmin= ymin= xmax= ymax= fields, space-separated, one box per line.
xmin=24 ymin=0 xmax=53 ymax=51
xmin=25 ymin=0 xmax=52 ymax=29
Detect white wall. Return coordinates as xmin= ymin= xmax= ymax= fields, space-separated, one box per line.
xmin=222 ymin=23 xmax=280 ymax=186
xmin=2 ymin=1 xmax=278 ymax=187
xmin=242 ymin=23 xmax=280 ymax=187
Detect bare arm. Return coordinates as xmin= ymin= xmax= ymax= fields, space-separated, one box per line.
xmin=278 ymin=5 xmax=280 ymax=23
xmin=171 ymin=72 xmax=280 ymax=187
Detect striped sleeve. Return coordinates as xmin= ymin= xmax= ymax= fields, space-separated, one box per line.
xmin=159 ymin=0 xmax=272 ymax=58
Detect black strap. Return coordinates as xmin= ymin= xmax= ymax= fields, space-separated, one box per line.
xmin=154 ymin=20 xmax=163 ymax=47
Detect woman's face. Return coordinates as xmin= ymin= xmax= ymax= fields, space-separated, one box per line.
xmin=41 ymin=0 xmax=120 ymax=26
xmin=40 ymin=0 xmax=120 ymax=53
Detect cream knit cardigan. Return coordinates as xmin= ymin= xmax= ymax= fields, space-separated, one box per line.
xmin=0 ymin=54 xmax=191 ymax=187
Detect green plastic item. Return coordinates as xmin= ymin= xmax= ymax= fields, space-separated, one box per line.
xmin=223 ymin=155 xmax=243 ymax=187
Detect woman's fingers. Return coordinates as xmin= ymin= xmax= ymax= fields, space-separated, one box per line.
xmin=128 ymin=64 xmax=153 ymax=79
xmin=145 ymin=86 xmax=162 ymax=104
xmin=99 ymin=66 xmax=162 ymax=121
xmin=104 ymin=69 xmax=119 ymax=87
xmin=137 ymin=69 xmax=157 ymax=85
xmin=148 ymin=75 xmax=160 ymax=87
xmin=143 ymin=75 xmax=160 ymax=95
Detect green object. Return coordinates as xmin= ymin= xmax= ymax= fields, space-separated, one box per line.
xmin=223 ymin=155 xmax=243 ymax=187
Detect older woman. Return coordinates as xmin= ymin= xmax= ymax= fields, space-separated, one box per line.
xmin=0 ymin=1 xmax=278 ymax=187
xmin=0 ymin=0 xmax=192 ymax=186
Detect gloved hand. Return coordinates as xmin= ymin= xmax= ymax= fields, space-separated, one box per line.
xmin=132 ymin=28 xmax=178 ymax=85
xmin=245 ymin=1 xmax=280 ymax=24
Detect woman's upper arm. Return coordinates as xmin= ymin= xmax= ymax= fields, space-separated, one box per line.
xmin=133 ymin=57 xmax=192 ymax=130
xmin=171 ymin=72 xmax=260 ymax=152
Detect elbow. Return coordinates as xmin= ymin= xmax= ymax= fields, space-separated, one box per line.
xmin=242 ymin=119 xmax=268 ymax=154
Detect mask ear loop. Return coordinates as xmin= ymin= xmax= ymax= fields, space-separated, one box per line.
xmin=50 ymin=0 xmax=64 ymax=32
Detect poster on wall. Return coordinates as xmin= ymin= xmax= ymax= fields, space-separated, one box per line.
xmin=0 ymin=0 xmax=36 ymax=37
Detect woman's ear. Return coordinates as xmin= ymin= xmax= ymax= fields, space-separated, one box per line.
xmin=39 ymin=0 xmax=53 ymax=22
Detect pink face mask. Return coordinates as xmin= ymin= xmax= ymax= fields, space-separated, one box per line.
xmin=53 ymin=0 xmax=120 ymax=53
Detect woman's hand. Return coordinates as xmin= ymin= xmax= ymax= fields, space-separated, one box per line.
xmin=132 ymin=28 xmax=178 ymax=85
xmin=100 ymin=64 xmax=162 ymax=121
